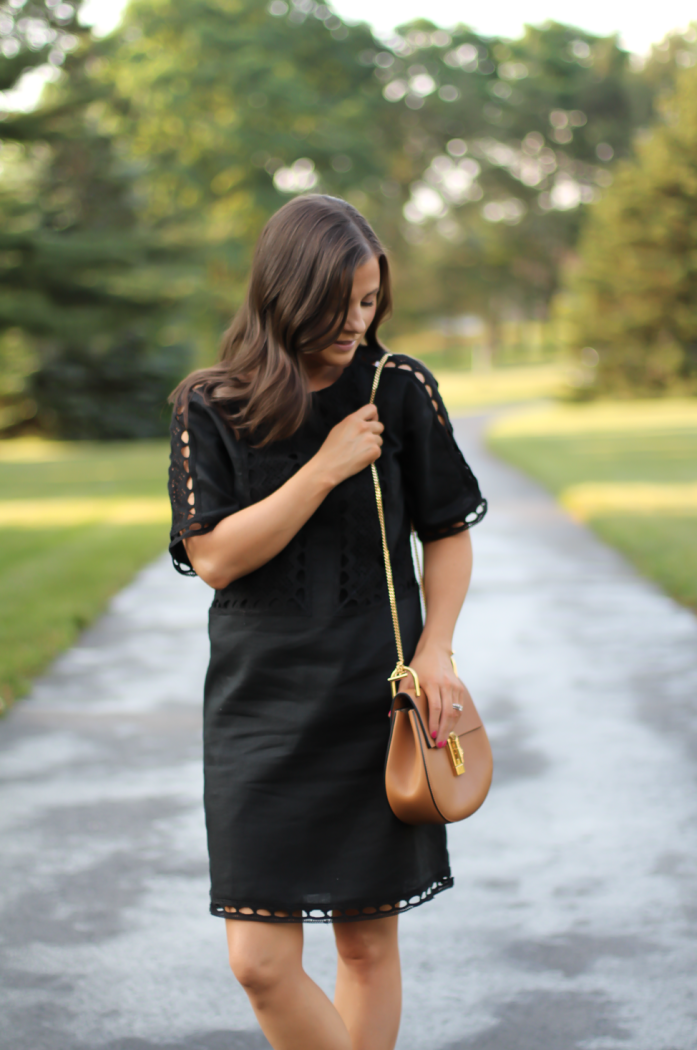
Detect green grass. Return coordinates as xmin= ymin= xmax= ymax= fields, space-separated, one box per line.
xmin=435 ymin=363 xmax=570 ymax=412
xmin=487 ymin=403 xmax=697 ymax=611
xmin=592 ymin=515 xmax=697 ymax=610
xmin=0 ymin=440 xmax=170 ymax=708
xmin=487 ymin=430 xmax=697 ymax=488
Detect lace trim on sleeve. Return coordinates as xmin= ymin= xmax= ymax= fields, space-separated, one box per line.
xmin=417 ymin=499 xmax=488 ymax=542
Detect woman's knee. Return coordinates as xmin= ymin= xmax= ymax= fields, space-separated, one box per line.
xmin=335 ymin=917 xmax=399 ymax=976
xmin=226 ymin=920 xmax=301 ymax=997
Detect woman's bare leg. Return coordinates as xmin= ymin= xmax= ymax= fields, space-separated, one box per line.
xmin=333 ymin=916 xmax=401 ymax=1050
xmin=226 ymin=919 xmax=351 ymax=1050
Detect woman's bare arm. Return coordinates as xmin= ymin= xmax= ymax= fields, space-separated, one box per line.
xmin=407 ymin=530 xmax=473 ymax=745
xmin=184 ymin=404 xmax=383 ymax=590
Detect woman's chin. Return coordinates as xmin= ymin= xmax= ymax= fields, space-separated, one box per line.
xmin=312 ymin=343 xmax=357 ymax=369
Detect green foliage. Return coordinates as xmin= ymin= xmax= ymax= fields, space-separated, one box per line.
xmin=32 ymin=332 xmax=188 ymax=438
xmin=562 ymin=62 xmax=697 ymax=394
xmin=2 ymin=1 xmax=697 ymax=429
xmin=93 ymin=3 xmax=665 ymax=360
xmin=366 ymin=19 xmax=655 ymax=333
xmin=0 ymin=326 xmax=37 ymax=428
xmin=0 ymin=1 xmax=83 ymax=92
xmin=639 ymin=27 xmax=697 ymax=98
xmin=0 ymin=0 xmax=194 ymax=438
xmin=100 ymin=0 xmax=393 ymax=324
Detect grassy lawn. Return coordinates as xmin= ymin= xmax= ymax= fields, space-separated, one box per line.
xmin=435 ymin=363 xmax=569 ymax=412
xmin=0 ymin=439 xmax=171 ymax=709
xmin=487 ymin=401 xmax=697 ymax=611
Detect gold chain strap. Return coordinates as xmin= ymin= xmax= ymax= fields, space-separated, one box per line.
xmin=370 ymin=353 xmax=421 ymax=698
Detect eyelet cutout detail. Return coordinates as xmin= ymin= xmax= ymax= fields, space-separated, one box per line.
xmin=211 ymin=441 xmax=311 ymax=612
xmin=213 ymin=875 xmax=453 ymax=923
xmin=168 ymin=405 xmax=217 ymax=574
xmin=179 ymin=428 xmax=197 ymax=519
xmin=419 ymin=501 xmax=488 ymax=542
xmin=380 ymin=357 xmax=447 ymax=427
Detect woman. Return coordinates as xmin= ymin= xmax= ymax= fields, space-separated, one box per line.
xmin=168 ymin=194 xmax=486 ymax=1050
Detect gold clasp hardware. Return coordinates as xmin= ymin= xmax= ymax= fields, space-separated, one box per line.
xmin=447 ymin=732 xmax=465 ymax=776
xmin=388 ymin=664 xmax=421 ymax=697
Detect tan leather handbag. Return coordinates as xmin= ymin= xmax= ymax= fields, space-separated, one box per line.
xmin=370 ymin=353 xmax=493 ymax=825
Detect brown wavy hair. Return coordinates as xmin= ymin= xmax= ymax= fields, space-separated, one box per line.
xmin=171 ymin=194 xmax=392 ymax=444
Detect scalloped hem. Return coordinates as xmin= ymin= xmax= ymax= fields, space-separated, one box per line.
xmin=211 ymin=875 xmax=453 ymax=923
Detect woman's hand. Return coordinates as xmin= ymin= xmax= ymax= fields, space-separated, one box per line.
xmin=312 ymin=404 xmax=383 ymax=487
xmin=402 ymin=532 xmax=473 ymax=746
xmin=403 ymin=643 xmax=466 ymax=747
xmin=184 ymin=404 xmax=383 ymax=588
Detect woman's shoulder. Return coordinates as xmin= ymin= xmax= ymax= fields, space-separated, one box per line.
xmin=367 ymin=349 xmax=442 ymax=415
xmin=384 ymin=351 xmax=438 ymax=385
xmin=169 ymin=373 xmax=243 ymax=452
xmin=369 ymin=349 xmax=450 ymax=429
xmin=170 ymin=386 xmax=216 ymax=440
xmin=358 ymin=346 xmax=438 ymax=388
xmin=172 ymin=365 xmax=246 ymax=422
xmin=171 ymin=365 xmax=224 ymax=412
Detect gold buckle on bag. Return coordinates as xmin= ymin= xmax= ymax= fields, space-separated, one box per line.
xmin=388 ymin=663 xmax=421 ymax=698
xmin=447 ymin=732 xmax=465 ymax=776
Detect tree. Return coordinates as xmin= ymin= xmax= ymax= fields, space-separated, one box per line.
xmin=99 ymin=0 xmax=397 ymax=341
xmin=0 ymin=0 xmax=193 ymax=438
xmin=101 ymin=6 xmax=662 ymax=356
xmin=639 ymin=25 xmax=697 ymax=100
xmin=371 ymin=19 xmax=657 ymax=339
xmin=2 ymin=0 xmax=693 ymax=430
xmin=560 ymin=62 xmax=697 ymax=394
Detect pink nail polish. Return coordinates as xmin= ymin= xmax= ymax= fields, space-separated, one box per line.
xmin=437 ymin=741 xmax=445 ymax=749
xmin=431 ymin=731 xmax=437 ymax=739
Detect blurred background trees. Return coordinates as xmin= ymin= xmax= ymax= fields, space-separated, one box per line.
xmin=0 ymin=0 xmax=192 ymax=438
xmin=1 ymin=0 xmax=696 ymax=437
xmin=561 ymin=62 xmax=697 ymax=394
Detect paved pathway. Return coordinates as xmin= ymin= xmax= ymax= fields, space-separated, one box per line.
xmin=2 ymin=416 xmax=697 ymax=1050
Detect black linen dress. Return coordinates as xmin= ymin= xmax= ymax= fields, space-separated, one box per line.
xmin=168 ymin=347 xmax=486 ymax=923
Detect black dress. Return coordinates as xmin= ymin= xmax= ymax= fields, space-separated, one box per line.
xmin=168 ymin=347 xmax=486 ymax=923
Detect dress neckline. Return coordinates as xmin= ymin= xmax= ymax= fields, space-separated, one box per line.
xmin=312 ymin=345 xmax=374 ymax=397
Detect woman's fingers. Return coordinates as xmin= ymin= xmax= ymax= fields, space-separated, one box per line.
xmin=436 ymin=684 xmax=455 ymax=746
xmin=318 ymin=403 xmax=387 ymax=480
xmin=357 ymin=405 xmax=384 ymax=432
xmin=405 ymin=656 xmax=467 ymax=746
xmin=435 ymin=681 xmax=465 ymax=746
xmin=427 ymin=684 xmax=442 ymax=742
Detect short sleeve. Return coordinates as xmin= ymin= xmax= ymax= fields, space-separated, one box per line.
xmin=394 ymin=357 xmax=487 ymax=542
xmin=168 ymin=392 xmax=240 ymax=575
